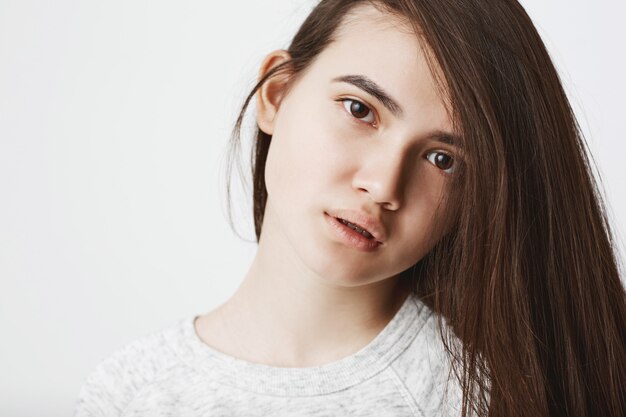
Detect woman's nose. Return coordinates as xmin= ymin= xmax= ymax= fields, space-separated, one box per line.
xmin=351 ymin=149 xmax=406 ymax=211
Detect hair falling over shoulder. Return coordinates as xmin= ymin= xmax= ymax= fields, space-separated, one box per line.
xmin=224 ymin=0 xmax=626 ymax=415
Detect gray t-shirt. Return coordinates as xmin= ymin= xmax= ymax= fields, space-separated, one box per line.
xmin=73 ymin=294 xmax=464 ymax=416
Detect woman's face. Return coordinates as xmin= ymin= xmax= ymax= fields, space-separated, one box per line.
xmin=259 ymin=5 xmax=460 ymax=287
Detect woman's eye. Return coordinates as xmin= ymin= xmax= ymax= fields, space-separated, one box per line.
xmin=426 ymin=151 xmax=456 ymax=174
xmin=340 ymin=99 xmax=376 ymax=125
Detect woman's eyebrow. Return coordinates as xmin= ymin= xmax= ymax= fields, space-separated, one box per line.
xmin=332 ymin=74 xmax=404 ymax=118
xmin=430 ymin=130 xmax=463 ymax=149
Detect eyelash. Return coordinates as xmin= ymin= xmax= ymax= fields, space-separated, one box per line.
xmin=337 ymin=98 xmax=377 ymax=126
xmin=336 ymin=97 xmax=457 ymax=175
xmin=426 ymin=151 xmax=456 ymax=174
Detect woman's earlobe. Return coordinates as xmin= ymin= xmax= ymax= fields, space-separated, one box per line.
xmin=255 ymin=50 xmax=292 ymax=135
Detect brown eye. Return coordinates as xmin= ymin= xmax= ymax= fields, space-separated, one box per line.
xmin=341 ymin=99 xmax=375 ymax=124
xmin=426 ymin=151 xmax=456 ymax=174
xmin=349 ymin=101 xmax=369 ymax=118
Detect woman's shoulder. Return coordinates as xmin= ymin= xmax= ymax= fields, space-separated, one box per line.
xmin=73 ymin=317 xmax=191 ymax=417
xmin=392 ymin=295 xmax=465 ymax=416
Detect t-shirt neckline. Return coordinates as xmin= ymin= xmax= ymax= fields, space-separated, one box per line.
xmin=164 ymin=293 xmax=429 ymax=396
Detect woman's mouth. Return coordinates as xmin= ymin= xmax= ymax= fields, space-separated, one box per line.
xmin=336 ymin=218 xmax=375 ymax=239
xmin=324 ymin=213 xmax=382 ymax=252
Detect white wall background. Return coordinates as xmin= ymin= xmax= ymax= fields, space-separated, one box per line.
xmin=1 ymin=1 xmax=624 ymax=415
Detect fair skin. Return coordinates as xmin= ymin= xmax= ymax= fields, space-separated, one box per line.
xmin=195 ymin=5 xmax=460 ymax=367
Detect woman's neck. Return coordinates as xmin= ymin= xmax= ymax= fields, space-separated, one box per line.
xmin=195 ymin=250 xmax=411 ymax=368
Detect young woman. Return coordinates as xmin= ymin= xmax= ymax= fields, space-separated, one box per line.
xmin=74 ymin=1 xmax=626 ymax=416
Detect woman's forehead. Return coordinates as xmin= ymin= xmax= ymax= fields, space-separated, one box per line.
xmin=335 ymin=3 xmax=416 ymax=40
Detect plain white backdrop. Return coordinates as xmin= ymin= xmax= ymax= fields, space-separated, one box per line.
xmin=1 ymin=1 xmax=624 ymax=415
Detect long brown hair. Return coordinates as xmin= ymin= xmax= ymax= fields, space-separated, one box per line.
xmin=223 ymin=1 xmax=626 ymax=415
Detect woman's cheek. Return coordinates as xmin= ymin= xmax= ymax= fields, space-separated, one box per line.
xmin=320 ymin=126 xmax=360 ymax=176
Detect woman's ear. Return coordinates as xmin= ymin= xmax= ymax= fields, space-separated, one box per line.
xmin=256 ymin=50 xmax=292 ymax=135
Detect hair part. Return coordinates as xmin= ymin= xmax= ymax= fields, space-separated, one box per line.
xmin=224 ymin=1 xmax=626 ymax=415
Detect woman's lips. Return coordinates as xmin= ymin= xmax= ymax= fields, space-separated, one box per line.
xmin=324 ymin=212 xmax=383 ymax=252
xmin=337 ymin=217 xmax=375 ymax=239
xmin=324 ymin=209 xmax=386 ymax=243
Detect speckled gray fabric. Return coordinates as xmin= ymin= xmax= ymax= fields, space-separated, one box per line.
xmin=74 ymin=294 xmax=464 ymax=416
